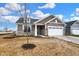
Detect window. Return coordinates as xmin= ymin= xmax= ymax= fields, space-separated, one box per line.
xmin=18 ymin=24 xmax=22 ymax=31
xmin=24 ymin=26 xmax=27 ymax=32
xmin=28 ymin=27 xmax=30 ymax=32
xmin=27 ymin=18 xmax=31 ymax=23
xmin=24 ymin=26 xmax=31 ymax=32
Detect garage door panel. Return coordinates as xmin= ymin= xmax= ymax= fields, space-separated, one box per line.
xmin=48 ymin=26 xmax=63 ymax=36
xmin=71 ymin=30 xmax=79 ymax=35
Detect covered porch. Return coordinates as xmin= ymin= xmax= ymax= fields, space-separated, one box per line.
xmin=34 ymin=24 xmax=45 ymax=36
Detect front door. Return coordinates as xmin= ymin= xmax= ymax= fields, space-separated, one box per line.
xmin=37 ymin=26 xmax=45 ymax=35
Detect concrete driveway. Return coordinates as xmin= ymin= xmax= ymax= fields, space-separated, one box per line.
xmin=54 ymin=36 xmax=79 ymax=44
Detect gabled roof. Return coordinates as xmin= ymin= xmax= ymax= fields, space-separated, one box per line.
xmin=16 ymin=17 xmax=38 ymax=24
xmin=16 ymin=17 xmax=24 ymax=23
xmin=33 ymin=15 xmax=65 ymax=25
xmin=65 ymin=20 xmax=77 ymax=27
xmin=38 ymin=15 xmax=55 ymax=24
xmin=34 ymin=15 xmax=55 ymax=24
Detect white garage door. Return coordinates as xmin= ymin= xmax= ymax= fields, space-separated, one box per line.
xmin=48 ymin=26 xmax=64 ymax=36
xmin=71 ymin=30 xmax=79 ymax=35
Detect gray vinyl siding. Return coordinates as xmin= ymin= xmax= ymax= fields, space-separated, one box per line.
xmin=71 ymin=23 xmax=79 ymax=30
xmin=45 ymin=21 xmax=64 ymax=36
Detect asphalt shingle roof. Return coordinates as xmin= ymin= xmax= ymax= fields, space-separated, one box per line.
xmin=65 ymin=20 xmax=77 ymax=27
xmin=16 ymin=17 xmax=38 ymax=24
xmin=37 ymin=15 xmax=55 ymax=24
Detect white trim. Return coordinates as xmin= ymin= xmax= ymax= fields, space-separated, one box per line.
xmin=45 ymin=17 xmax=56 ymax=24
xmin=23 ymin=24 xmax=24 ymax=32
xmin=35 ymin=24 xmax=37 ymax=36
xmin=16 ymin=23 xmax=23 ymax=25
xmin=35 ymin=24 xmax=44 ymax=25
xmin=45 ymin=16 xmax=66 ymax=26
xmin=48 ymin=26 xmax=64 ymax=36
xmin=16 ymin=23 xmax=24 ymax=35
xmin=33 ymin=15 xmax=51 ymax=24
xmin=16 ymin=23 xmax=24 ymax=32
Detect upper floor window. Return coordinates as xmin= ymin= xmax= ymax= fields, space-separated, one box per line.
xmin=27 ymin=18 xmax=31 ymax=23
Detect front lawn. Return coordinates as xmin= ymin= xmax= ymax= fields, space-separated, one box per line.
xmin=0 ymin=35 xmax=79 ymax=56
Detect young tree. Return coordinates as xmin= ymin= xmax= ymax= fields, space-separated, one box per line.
xmin=6 ymin=3 xmax=30 ymax=44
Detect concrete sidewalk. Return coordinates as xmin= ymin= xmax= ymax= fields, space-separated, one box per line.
xmin=53 ymin=36 xmax=79 ymax=44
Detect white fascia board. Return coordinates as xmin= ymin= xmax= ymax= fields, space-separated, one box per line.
xmin=45 ymin=16 xmax=66 ymax=27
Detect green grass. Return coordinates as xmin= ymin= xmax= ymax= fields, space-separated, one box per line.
xmin=70 ymin=35 xmax=79 ymax=37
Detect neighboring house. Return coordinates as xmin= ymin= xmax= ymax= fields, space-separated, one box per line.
xmin=65 ymin=20 xmax=79 ymax=35
xmin=16 ymin=15 xmax=66 ymax=36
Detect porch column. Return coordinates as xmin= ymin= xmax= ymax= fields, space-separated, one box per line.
xmin=23 ymin=24 xmax=24 ymax=32
xmin=22 ymin=24 xmax=25 ymax=35
xmin=35 ymin=24 xmax=37 ymax=36
xmin=45 ymin=24 xmax=47 ymax=36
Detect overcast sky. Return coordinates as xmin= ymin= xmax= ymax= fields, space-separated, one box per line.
xmin=0 ymin=3 xmax=79 ymax=31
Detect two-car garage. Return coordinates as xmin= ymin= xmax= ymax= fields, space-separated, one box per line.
xmin=48 ymin=26 xmax=64 ymax=36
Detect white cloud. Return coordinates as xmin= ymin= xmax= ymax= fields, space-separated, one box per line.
xmin=7 ymin=27 xmax=16 ymax=31
xmin=76 ymin=8 xmax=79 ymax=13
xmin=0 ymin=7 xmax=11 ymax=15
xmin=55 ymin=14 xmax=63 ymax=19
xmin=32 ymin=10 xmax=50 ymax=19
xmin=5 ymin=3 xmax=30 ymax=16
xmin=70 ymin=8 xmax=79 ymax=17
xmin=65 ymin=8 xmax=79 ymax=22
xmin=64 ymin=19 xmax=69 ymax=22
xmin=1 ymin=16 xmax=19 ymax=23
xmin=75 ymin=8 xmax=79 ymax=15
xmin=71 ymin=14 xmax=75 ymax=16
xmin=26 ymin=9 xmax=30 ymax=13
xmin=69 ymin=8 xmax=79 ymax=18
xmin=0 ymin=3 xmax=23 ymax=16
xmin=0 ymin=3 xmax=24 ymax=16
xmin=64 ymin=17 xmax=79 ymax=22
xmin=38 ymin=3 xmax=56 ymax=9
xmin=70 ymin=16 xmax=79 ymax=21
xmin=5 ymin=3 xmax=21 ymax=11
